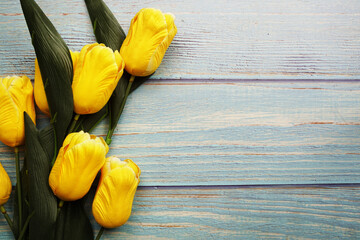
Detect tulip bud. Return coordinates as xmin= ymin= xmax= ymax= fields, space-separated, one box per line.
xmin=34 ymin=51 xmax=80 ymax=116
xmin=0 ymin=76 xmax=36 ymax=147
xmin=72 ymin=43 xmax=125 ymax=114
xmin=49 ymin=131 xmax=109 ymax=201
xmin=92 ymin=157 xmax=141 ymax=228
xmin=120 ymin=8 xmax=177 ymax=77
xmin=0 ymin=162 xmax=11 ymax=206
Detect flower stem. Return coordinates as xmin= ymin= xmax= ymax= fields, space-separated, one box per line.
xmin=51 ymin=126 xmax=58 ymax=166
xmin=18 ymin=210 xmax=35 ymax=240
xmin=14 ymin=147 xmax=22 ymax=232
xmin=95 ymin=227 xmax=105 ymax=240
xmin=57 ymin=200 xmax=64 ymax=217
xmin=105 ymin=75 xmax=135 ymax=145
xmin=0 ymin=205 xmax=14 ymax=234
xmin=68 ymin=114 xmax=80 ymax=133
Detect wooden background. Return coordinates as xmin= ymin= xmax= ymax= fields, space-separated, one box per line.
xmin=1 ymin=0 xmax=360 ymax=239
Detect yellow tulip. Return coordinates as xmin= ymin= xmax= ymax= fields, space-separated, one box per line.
xmin=0 ymin=162 xmax=11 ymax=206
xmin=92 ymin=157 xmax=141 ymax=228
xmin=72 ymin=43 xmax=125 ymax=114
xmin=120 ymin=8 xmax=177 ymax=77
xmin=0 ymin=76 xmax=36 ymax=147
xmin=34 ymin=51 xmax=80 ymax=116
xmin=49 ymin=131 xmax=109 ymax=201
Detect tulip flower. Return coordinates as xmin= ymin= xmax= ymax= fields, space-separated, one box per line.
xmin=0 ymin=162 xmax=11 ymax=206
xmin=34 ymin=51 xmax=80 ymax=116
xmin=105 ymin=8 xmax=176 ymax=145
xmin=92 ymin=157 xmax=140 ymax=228
xmin=49 ymin=131 xmax=109 ymax=201
xmin=72 ymin=43 xmax=125 ymax=115
xmin=120 ymin=8 xmax=177 ymax=77
xmin=0 ymin=162 xmax=13 ymax=233
xmin=0 ymin=76 xmax=36 ymax=147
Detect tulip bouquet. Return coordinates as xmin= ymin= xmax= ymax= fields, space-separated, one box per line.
xmin=0 ymin=0 xmax=176 ymax=239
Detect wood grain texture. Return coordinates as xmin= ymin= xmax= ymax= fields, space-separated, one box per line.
xmin=1 ymin=186 xmax=360 ymax=239
xmin=1 ymin=0 xmax=360 ymax=239
xmin=0 ymin=0 xmax=360 ymax=80
xmin=1 ymin=80 xmax=359 ymax=186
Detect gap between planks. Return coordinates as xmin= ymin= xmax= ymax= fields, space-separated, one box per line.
xmin=8 ymin=183 xmax=360 ymax=191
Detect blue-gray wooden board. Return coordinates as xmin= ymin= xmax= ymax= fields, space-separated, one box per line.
xmin=1 ymin=186 xmax=360 ymax=239
xmin=0 ymin=0 xmax=360 ymax=239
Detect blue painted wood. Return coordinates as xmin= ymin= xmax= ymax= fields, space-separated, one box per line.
xmin=1 ymin=186 xmax=360 ymax=239
xmin=1 ymin=0 xmax=360 ymax=239
xmin=0 ymin=0 xmax=360 ymax=79
xmin=1 ymin=81 xmax=359 ymax=186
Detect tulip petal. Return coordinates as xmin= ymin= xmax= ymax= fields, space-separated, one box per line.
xmin=34 ymin=59 xmax=51 ymax=116
xmin=164 ymin=13 xmax=177 ymax=37
xmin=65 ymin=131 xmax=90 ymax=151
xmin=70 ymin=51 xmax=80 ymax=68
xmin=49 ymin=132 xmax=108 ymax=201
xmin=72 ymin=43 xmax=122 ymax=114
xmin=92 ymin=166 xmax=139 ymax=228
xmin=120 ymin=8 xmax=177 ymax=77
xmin=0 ymin=162 xmax=12 ymax=206
xmin=0 ymin=79 xmax=20 ymax=147
xmin=0 ymin=76 xmax=35 ymax=147
xmin=124 ymin=159 xmax=141 ymax=179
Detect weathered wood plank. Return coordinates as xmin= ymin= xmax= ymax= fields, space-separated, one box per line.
xmin=1 ymin=81 xmax=359 ymax=186
xmin=1 ymin=186 xmax=360 ymax=239
xmin=0 ymin=0 xmax=359 ymax=79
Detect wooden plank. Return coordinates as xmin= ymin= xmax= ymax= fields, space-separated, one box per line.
xmin=0 ymin=0 xmax=360 ymax=80
xmin=1 ymin=185 xmax=360 ymax=239
xmin=1 ymin=81 xmax=359 ymax=186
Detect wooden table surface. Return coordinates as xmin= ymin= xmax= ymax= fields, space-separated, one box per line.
xmin=1 ymin=0 xmax=360 ymax=239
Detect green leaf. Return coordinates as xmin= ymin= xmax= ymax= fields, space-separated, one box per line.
xmin=85 ymin=0 xmax=126 ymax=51
xmin=20 ymin=0 xmax=74 ymax=152
xmin=130 ymin=74 xmax=152 ymax=93
xmin=75 ymin=105 xmax=108 ymax=133
xmin=24 ymin=113 xmax=58 ymax=240
xmin=39 ymin=125 xmax=55 ymax=162
xmin=108 ymin=71 xmax=129 ymax=130
xmin=85 ymin=0 xmax=151 ymax=134
xmin=109 ymin=72 xmax=152 ymax=131
xmin=55 ymin=200 xmax=94 ymax=240
xmin=12 ymin=163 xmax=29 ymax=239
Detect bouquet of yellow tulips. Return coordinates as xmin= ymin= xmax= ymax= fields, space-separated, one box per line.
xmin=0 ymin=0 xmax=176 ymax=239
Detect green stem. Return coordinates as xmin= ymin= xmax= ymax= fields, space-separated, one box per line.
xmin=51 ymin=126 xmax=57 ymax=166
xmin=18 ymin=210 xmax=35 ymax=240
xmin=57 ymin=200 xmax=64 ymax=217
xmin=68 ymin=114 xmax=80 ymax=134
xmin=88 ymin=111 xmax=108 ymax=134
xmin=95 ymin=227 xmax=105 ymax=240
xmin=105 ymin=75 xmax=135 ymax=145
xmin=0 ymin=205 xmax=14 ymax=234
xmin=14 ymin=147 xmax=22 ymax=232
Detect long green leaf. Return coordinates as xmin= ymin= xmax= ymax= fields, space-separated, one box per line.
xmin=14 ymin=125 xmax=55 ymax=239
xmin=75 ymin=105 xmax=108 ymax=133
xmin=85 ymin=0 xmax=151 ymax=134
xmin=130 ymin=74 xmax=152 ymax=93
xmin=109 ymin=71 xmax=129 ymax=130
xmin=84 ymin=0 xmax=126 ymax=50
xmin=55 ymin=200 xmax=94 ymax=240
xmin=20 ymin=0 xmax=74 ymax=152
xmin=39 ymin=125 xmax=55 ymax=162
xmin=24 ymin=113 xmax=58 ymax=240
